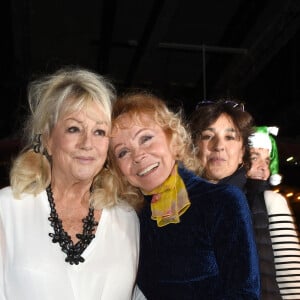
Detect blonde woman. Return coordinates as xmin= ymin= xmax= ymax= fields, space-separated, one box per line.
xmin=0 ymin=68 xmax=139 ymax=300
xmin=109 ymin=91 xmax=260 ymax=299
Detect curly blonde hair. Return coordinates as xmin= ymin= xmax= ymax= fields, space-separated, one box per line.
xmin=10 ymin=67 xmax=119 ymax=209
xmin=106 ymin=90 xmax=199 ymax=210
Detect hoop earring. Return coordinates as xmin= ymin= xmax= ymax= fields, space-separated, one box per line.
xmin=33 ymin=134 xmax=42 ymax=154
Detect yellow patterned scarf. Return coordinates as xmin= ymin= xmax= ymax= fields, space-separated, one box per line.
xmin=142 ymin=164 xmax=191 ymax=227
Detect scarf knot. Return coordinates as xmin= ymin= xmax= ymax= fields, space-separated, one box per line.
xmin=142 ymin=164 xmax=191 ymax=227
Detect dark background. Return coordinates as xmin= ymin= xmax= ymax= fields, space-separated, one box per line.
xmin=1 ymin=0 xmax=300 ymax=206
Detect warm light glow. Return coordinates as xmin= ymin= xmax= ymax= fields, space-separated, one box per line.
xmin=297 ymin=196 xmax=300 ymax=200
xmin=273 ymin=189 xmax=280 ymax=193
xmin=286 ymin=156 xmax=294 ymax=162
xmin=286 ymin=192 xmax=294 ymax=198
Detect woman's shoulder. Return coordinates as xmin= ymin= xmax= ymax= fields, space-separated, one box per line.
xmin=264 ymin=190 xmax=291 ymax=213
xmin=0 ymin=187 xmax=17 ymax=218
xmin=0 ymin=186 xmax=46 ymax=210
xmin=179 ymin=167 xmax=245 ymax=203
xmin=197 ymin=182 xmax=248 ymax=211
xmin=107 ymin=202 xmax=139 ymax=222
xmin=264 ymin=189 xmax=286 ymax=201
xmin=186 ymin=171 xmax=245 ymax=200
xmin=0 ymin=186 xmax=46 ymax=199
xmin=0 ymin=186 xmax=14 ymax=204
xmin=0 ymin=185 xmax=13 ymax=195
xmin=104 ymin=203 xmax=140 ymax=238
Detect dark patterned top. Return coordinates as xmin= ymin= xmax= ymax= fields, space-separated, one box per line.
xmin=136 ymin=167 xmax=260 ymax=299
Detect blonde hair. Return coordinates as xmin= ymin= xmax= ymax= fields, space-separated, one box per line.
xmin=107 ymin=90 xmax=199 ymax=210
xmin=10 ymin=67 xmax=119 ymax=209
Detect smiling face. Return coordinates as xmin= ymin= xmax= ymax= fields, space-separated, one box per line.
xmin=247 ymin=147 xmax=270 ymax=180
xmin=46 ymin=101 xmax=109 ymax=186
xmin=197 ymin=113 xmax=244 ymax=182
xmin=110 ymin=113 xmax=176 ymax=192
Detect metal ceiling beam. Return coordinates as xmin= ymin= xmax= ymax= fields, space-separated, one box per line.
xmin=214 ymin=0 xmax=300 ymax=96
xmin=125 ymin=0 xmax=180 ymax=86
xmin=158 ymin=43 xmax=247 ymax=100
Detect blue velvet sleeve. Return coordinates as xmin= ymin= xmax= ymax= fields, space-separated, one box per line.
xmin=137 ymin=168 xmax=261 ymax=299
xmin=212 ymin=185 xmax=260 ymax=299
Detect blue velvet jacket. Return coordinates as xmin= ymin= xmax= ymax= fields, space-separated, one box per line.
xmin=136 ymin=167 xmax=260 ymax=299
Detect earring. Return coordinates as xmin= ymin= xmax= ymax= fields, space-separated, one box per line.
xmin=33 ymin=134 xmax=42 ymax=154
xmin=43 ymin=149 xmax=52 ymax=163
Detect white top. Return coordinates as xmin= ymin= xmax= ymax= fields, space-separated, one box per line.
xmin=265 ymin=190 xmax=300 ymax=300
xmin=0 ymin=187 xmax=140 ymax=300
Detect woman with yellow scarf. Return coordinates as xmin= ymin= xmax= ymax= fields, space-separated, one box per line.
xmin=109 ymin=91 xmax=260 ymax=299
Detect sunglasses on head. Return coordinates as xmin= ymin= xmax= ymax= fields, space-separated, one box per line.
xmin=196 ymin=100 xmax=245 ymax=112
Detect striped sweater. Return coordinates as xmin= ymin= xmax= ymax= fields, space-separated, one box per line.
xmin=265 ymin=190 xmax=300 ymax=299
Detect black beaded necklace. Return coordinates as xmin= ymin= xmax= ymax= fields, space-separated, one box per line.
xmin=46 ymin=185 xmax=98 ymax=265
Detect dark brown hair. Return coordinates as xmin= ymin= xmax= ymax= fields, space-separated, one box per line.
xmin=189 ymin=99 xmax=255 ymax=163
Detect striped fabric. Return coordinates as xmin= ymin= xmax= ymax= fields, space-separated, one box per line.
xmin=265 ymin=190 xmax=300 ymax=299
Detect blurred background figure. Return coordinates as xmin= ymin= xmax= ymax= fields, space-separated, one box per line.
xmin=246 ymin=126 xmax=300 ymax=300
xmin=247 ymin=126 xmax=282 ymax=185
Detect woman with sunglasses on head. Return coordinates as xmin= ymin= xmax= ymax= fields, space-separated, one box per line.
xmin=190 ymin=100 xmax=285 ymax=299
xmin=189 ymin=99 xmax=254 ymax=191
xmin=109 ymin=91 xmax=260 ymax=299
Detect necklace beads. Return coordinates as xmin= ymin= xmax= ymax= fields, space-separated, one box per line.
xmin=46 ymin=186 xmax=98 ymax=265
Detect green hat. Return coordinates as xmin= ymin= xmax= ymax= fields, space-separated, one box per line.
xmin=248 ymin=126 xmax=282 ymax=185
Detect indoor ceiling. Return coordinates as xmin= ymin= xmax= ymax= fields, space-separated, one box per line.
xmin=2 ymin=0 xmax=300 ymax=138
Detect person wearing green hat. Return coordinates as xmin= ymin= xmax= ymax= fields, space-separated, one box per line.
xmin=246 ymin=126 xmax=300 ymax=300
xmin=247 ymin=126 xmax=282 ymax=186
